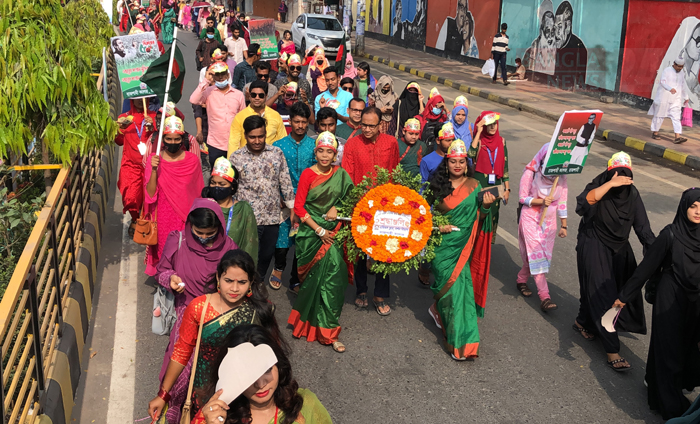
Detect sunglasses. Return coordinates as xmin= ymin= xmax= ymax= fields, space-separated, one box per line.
xmin=256 ymin=74 xmax=270 ymax=80
xmin=249 ymin=92 xmax=266 ymax=99
xmin=342 ymin=86 xmax=353 ymax=92
xmin=288 ymin=65 xmax=302 ymax=71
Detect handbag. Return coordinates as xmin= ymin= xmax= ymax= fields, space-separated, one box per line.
xmin=133 ymin=207 xmax=158 ymax=245
xmin=181 ymin=294 xmax=210 ymax=424
xmin=682 ymin=107 xmax=693 ymax=127
xmin=171 ymin=17 xmax=178 ymax=23
xmin=152 ymin=231 xmax=183 ymax=336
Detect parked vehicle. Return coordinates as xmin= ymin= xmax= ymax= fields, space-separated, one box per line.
xmin=291 ymin=13 xmax=351 ymax=57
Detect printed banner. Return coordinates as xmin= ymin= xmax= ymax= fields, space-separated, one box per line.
xmin=249 ymin=19 xmax=279 ymax=61
xmin=111 ymin=32 xmax=161 ymax=99
xmin=372 ymin=211 xmax=411 ymax=238
xmin=542 ymin=110 xmax=604 ymax=176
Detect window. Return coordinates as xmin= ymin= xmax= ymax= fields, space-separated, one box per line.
xmin=306 ymin=17 xmax=342 ymax=31
xmin=296 ymin=15 xmax=304 ymax=25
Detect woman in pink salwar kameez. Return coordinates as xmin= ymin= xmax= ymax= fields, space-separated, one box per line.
xmin=144 ymin=116 xmax=204 ymax=276
xmin=517 ymin=143 xmax=568 ymax=312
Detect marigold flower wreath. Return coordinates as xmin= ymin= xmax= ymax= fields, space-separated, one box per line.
xmin=335 ymin=165 xmax=450 ymax=276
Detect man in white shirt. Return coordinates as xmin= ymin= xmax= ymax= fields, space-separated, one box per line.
xmin=649 ymin=57 xmax=689 ymax=144
xmin=224 ymin=25 xmax=248 ymax=64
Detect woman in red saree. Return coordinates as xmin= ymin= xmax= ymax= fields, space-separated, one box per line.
xmin=144 ymin=116 xmax=204 ymax=276
xmin=287 ymin=132 xmax=354 ymax=353
xmin=427 ymin=139 xmax=496 ymax=361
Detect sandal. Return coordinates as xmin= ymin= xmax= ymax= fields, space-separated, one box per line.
xmin=607 ymin=357 xmax=632 ymax=372
xmin=268 ymin=274 xmax=282 ymax=290
xmin=288 ymin=284 xmax=300 ymax=295
xmin=540 ymin=298 xmax=558 ymax=312
xmin=652 ymin=132 xmax=661 ymax=140
xmin=418 ymin=273 xmax=431 ymax=286
xmin=373 ymin=299 xmax=391 ymax=316
xmin=517 ymin=283 xmax=533 ymax=297
xmin=331 ymin=341 xmax=345 ymax=353
xmin=673 ymin=137 xmax=688 ymax=144
xmin=355 ymin=293 xmax=368 ymax=308
xmin=450 ymin=353 xmax=468 ymax=361
xmin=572 ymin=322 xmax=595 ymax=341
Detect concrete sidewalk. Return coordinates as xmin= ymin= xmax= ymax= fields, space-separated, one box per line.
xmin=273 ymin=19 xmax=699 ymax=170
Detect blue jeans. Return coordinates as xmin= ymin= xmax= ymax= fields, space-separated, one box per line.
xmin=493 ymin=52 xmax=507 ymax=82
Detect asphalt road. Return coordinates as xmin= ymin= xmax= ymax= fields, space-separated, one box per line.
xmin=72 ymin=29 xmax=700 ymax=424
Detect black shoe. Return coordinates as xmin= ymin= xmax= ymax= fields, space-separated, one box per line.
xmin=504 ymin=81 xmax=510 ymax=86
xmin=491 ymin=80 xmax=497 ymax=84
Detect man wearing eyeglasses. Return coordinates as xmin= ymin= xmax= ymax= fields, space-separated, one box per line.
xmin=228 ymin=80 xmax=287 ymax=155
xmin=189 ymin=61 xmax=246 ymax=168
xmin=243 ymin=61 xmax=278 ymax=102
xmin=336 ymin=97 xmax=365 ymax=141
xmin=270 ymin=54 xmax=313 ymax=121
xmin=342 ymin=107 xmax=399 ymax=317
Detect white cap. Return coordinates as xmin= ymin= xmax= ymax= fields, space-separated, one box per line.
xmin=674 ymin=57 xmax=686 ymax=66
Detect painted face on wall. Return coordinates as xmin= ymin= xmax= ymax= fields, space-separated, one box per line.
xmin=684 ymin=24 xmax=700 ymax=61
xmin=455 ymin=0 xmax=469 ymax=31
xmin=554 ymin=10 xmax=572 ymax=48
xmin=542 ymin=13 xmax=556 ymax=47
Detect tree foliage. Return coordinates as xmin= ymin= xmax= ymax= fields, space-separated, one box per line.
xmin=0 ymin=0 xmax=117 ymax=165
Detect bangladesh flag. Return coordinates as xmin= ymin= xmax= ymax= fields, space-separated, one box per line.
xmin=335 ymin=33 xmax=347 ymax=76
xmin=140 ymin=44 xmax=186 ymax=104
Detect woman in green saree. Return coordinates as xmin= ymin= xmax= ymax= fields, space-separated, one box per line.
xmin=287 ymin=132 xmax=354 ymax=353
xmin=162 ymin=5 xmax=177 ymax=44
xmin=148 ymin=250 xmax=283 ymax=423
xmin=428 ymin=139 xmax=496 ymax=361
xmin=202 ymin=157 xmax=259 ymax=265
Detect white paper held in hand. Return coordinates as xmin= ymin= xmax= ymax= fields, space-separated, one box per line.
xmin=215 ymin=342 xmax=278 ymax=405
xmin=601 ymin=306 xmax=622 ymax=333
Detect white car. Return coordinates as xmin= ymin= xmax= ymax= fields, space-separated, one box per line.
xmin=291 ymin=13 xmax=351 ymax=57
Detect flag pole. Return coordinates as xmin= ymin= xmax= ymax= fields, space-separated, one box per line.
xmin=155 ymin=27 xmax=179 ymax=156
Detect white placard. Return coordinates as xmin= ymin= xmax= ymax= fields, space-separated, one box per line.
xmin=372 ymin=211 xmax=411 ymax=238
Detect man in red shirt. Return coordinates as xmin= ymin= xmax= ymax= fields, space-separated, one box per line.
xmin=342 ymin=107 xmax=399 ymax=316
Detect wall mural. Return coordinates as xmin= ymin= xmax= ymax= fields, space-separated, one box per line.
xmin=425 ymin=0 xmax=499 ymax=60
xmin=620 ymin=2 xmax=700 ymax=109
xmin=366 ymin=0 xmax=390 ymax=35
xmin=390 ymin=0 xmax=427 ymax=45
xmin=501 ymin=0 xmax=624 ymax=92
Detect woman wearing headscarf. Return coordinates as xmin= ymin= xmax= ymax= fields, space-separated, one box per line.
xmin=162 ymin=4 xmax=177 ymax=44
xmin=394 ymin=81 xmax=424 ymax=139
xmin=418 ymin=89 xmax=448 ymax=154
xmin=450 ymin=96 xmax=473 ymax=144
xmin=144 ymin=116 xmax=205 ymax=276
xmin=427 ymin=139 xmax=496 ymax=361
xmin=369 ymin=75 xmax=399 ymax=135
xmin=468 ymin=111 xmax=510 ymax=240
xmin=517 ymin=143 xmax=568 ymax=312
xmin=612 ymin=188 xmax=700 ymax=419
xmin=307 ymin=47 xmax=329 ymax=103
xmin=343 ymin=52 xmax=358 ymax=79
xmin=201 ymin=157 xmax=258 ymax=264
xmin=573 ymin=152 xmax=655 ymax=371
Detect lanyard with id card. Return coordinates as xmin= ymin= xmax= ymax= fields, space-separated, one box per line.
xmin=486 ymin=146 xmax=498 ymax=185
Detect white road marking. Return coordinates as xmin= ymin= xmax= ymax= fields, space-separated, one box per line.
xmin=107 ymin=162 xmax=139 ymax=424
xmin=497 ymin=227 xmax=519 ymax=248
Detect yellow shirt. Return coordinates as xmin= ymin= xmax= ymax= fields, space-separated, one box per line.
xmin=227 ymin=106 xmax=287 ymax=156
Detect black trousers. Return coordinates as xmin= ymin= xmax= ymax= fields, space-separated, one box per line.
xmin=207 ymin=145 xmax=227 ymax=169
xmin=492 ymin=52 xmax=508 ymax=82
xmin=354 ymin=257 xmax=390 ymax=298
xmin=256 ymin=225 xmax=280 ymax=281
xmin=274 ymin=247 xmax=300 ymax=288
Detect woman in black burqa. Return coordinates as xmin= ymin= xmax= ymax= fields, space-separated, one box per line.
xmin=613 ymin=188 xmax=700 ymax=420
xmin=572 ymin=153 xmax=655 ymax=371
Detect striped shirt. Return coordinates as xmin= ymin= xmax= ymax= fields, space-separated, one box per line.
xmin=491 ymin=32 xmax=509 ymax=53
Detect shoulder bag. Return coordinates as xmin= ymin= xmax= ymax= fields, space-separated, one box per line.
xmin=152 ymin=232 xmax=183 ymax=336
xmin=181 ymin=294 xmax=211 ymax=424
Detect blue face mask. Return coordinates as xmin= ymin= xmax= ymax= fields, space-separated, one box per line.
xmin=432 ymin=107 xmax=442 ymax=115
xmin=206 ymin=33 xmax=215 ymax=39
xmin=214 ymin=80 xmax=229 ymax=89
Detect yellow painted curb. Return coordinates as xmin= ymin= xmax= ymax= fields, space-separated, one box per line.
xmin=398 ymin=64 xmax=405 ymax=71
xmin=663 ymin=149 xmax=688 ymax=165
xmin=409 ymin=68 xmax=417 ymax=75
xmin=459 ymin=84 xmax=469 ymax=92
xmin=624 ymin=137 xmax=646 ymax=152
xmin=444 ymin=79 xmax=453 ymax=87
xmin=430 ymin=75 xmax=438 ymax=82
xmin=388 ymin=60 xmax=395 ymax=67
xmin=471 ymin=88 xmax=480 ymax=96
xmin=602 ymin=129 xmax=610 ymax=139
xmin=417 ymin=70 xmax=425 ymax=78
xmin=488 ymin=93 xmax=500 ymax=102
